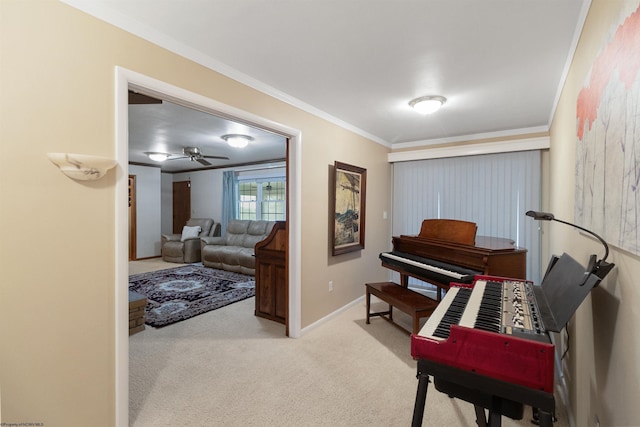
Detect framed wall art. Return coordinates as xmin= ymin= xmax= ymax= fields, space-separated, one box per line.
xmin=575 ymin=3 xmax=640 ymax=255
xmin=331 ymin=161 xmax=366 ymax=255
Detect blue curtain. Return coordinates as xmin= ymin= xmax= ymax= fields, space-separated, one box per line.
xmin=221 ymin=170 xmax=237 ymax=235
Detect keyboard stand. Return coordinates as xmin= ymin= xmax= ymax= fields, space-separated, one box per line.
xmin=412 ymin=358 xmax=555 ymax=427
xmin=365 ymin=282 xmax=438 ymax=334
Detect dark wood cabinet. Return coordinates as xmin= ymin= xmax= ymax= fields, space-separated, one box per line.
xmin=254 ymin=221 xmax=287 ymax=327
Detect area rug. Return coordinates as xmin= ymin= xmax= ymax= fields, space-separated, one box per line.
xmin=129 ymin=264 xmax=255 ymax=327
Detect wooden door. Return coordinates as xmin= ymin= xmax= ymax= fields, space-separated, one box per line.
xmin=128 ymin=175 xmax=137 ymax=261
xmin=173 ymin=181 xmax=191 ymax=233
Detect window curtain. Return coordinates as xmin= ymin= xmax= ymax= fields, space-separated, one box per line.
xmin=391 ymin=150 xmax=542 ymax=288
xmin=221 ymin=170 xmax=237 ymax=235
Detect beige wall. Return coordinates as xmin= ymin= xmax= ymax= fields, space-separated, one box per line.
xmin=0 ymin=1 xmax=389 ymax=425
xmin=549 ymin=0 xmax=640 ymax=425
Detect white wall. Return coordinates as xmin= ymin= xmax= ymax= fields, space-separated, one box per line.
xmin=173 ymin=169 xmax=224 ymax=222
xmin=129 ymin=165 xmax=162 ymax=258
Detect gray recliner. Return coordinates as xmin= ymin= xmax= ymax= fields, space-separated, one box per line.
xmin=161 ymin=218 xmax=221 ymax=263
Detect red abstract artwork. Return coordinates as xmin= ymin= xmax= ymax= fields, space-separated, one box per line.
xmin=575 ymin=3 xmax=640 ymax=255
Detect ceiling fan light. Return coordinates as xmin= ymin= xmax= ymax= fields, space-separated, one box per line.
xmin=147 ymin=152 xmax=170 ymax=162
xmin=222 ymin=134 xmax=253 ymax=148
xmin=409 ymin=95 xmax=447 ymax=115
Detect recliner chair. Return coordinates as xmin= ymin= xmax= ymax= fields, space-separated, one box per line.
xmin=161 ymin=218 xmax=221 ymax=263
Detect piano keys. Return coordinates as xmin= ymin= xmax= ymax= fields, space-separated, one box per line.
xmin=379 ymin=251 xmax=480 ymax=284
xmin=412 ymin=276 xmax=554 ymax=392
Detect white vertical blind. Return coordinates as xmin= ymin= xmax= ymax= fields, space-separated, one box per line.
xmin=391 ymin=150 xmax=542 ymax=286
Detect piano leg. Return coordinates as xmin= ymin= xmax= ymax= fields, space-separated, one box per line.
xmin=400 ymin=273 xmax=409 ymax=288
xmin=411 ymin=371 xmax=430 ymax=427
xmin=400 ymin=273 xmax=445 ymax=301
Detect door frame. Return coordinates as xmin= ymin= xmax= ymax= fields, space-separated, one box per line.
xmin=115 ymin=67 xmax=302 ymax=426
xmin=128 ymin=175 xmax=137 ymax=260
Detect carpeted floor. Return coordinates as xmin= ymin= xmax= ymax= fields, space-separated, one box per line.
xmin=128 ymin=259 xmax=572 ymax=427
xmin=129 ymin=264 xmax=254 ymax=327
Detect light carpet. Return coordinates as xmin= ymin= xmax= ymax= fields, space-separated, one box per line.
xmin=129 ymin=260 xmax=571 ymax=426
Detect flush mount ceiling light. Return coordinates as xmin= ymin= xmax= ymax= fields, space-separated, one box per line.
xmin=409 ymin=95 xmax=447 ymax=115
xmin=222 ymin=134 xmax=253 ymax=148
xmin=146 ymin=152 xmax=170 ymax=162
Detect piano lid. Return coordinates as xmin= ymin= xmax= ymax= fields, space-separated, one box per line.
xmin=397 ymin=234 xmax=520 ymax=252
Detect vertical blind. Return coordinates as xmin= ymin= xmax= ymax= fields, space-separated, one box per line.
xmin=391 ymin=150 xmax=542 ymax=287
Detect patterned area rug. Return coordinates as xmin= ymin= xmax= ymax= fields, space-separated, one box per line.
xmin=129 ymin=264 xmax=255 ymax=327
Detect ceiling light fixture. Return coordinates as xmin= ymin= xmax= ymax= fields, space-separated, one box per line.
xmin=409 ymin=95 xmax=447 ymax=115
xmin=222 ymin=134 xmax=253 ymax=148
xmin=146 ymin=152 xmax=170 ymax=162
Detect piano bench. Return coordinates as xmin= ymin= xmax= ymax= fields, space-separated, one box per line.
xmin=365 ymin=282 xmax=438 ymax=335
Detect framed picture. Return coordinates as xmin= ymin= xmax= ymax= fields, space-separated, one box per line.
xmin=331 ymin=161 xmax=366 ymax=255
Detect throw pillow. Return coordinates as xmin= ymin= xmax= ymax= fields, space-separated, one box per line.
xmin=180 ymin=225 xmax=201 ymax=241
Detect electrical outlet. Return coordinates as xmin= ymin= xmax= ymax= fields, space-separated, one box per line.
xmin=329 ymin=281 xmax=334 ymax=291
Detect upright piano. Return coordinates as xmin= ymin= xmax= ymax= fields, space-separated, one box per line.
xmin=254 ymin=221 xmax=287 ymax=329
xmin=380 ymin=219 xmax=527 ymax=300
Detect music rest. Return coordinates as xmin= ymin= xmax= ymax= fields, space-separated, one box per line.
xmin=533 ymin=252 xmax=602 ymax=332
xmin=419 ymin=218 xmax=478 ymax=245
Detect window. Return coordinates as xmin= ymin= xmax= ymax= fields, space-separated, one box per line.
xmin=392 ymin=150 xmax=542 ymax=289
xmin=238 ymin=179 xmax=286 ymax=221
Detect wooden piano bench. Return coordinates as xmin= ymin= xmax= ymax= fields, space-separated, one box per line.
xmin=365 ymin=282 xmax=438 ymax=335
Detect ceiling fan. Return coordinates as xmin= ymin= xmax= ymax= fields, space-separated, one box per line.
xmin=167 ymin=147 xmax=229 ymax=166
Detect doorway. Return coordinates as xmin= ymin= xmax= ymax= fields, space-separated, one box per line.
xmin=172 ymin=181 xmax=191 ymax=233
xmin=116 ymin=68 xmax=302 ymax=426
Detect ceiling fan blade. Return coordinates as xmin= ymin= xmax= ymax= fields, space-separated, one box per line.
xmin=203 ymin=155 xmax=230 ymax=160
xmin=165 ymin=155 xmax=188 ymax=161
xmin=196 ymin=158 xmax=212 ymax=166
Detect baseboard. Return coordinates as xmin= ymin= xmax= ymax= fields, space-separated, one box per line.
xmin=299 ymin=295 xmax=364 ymax=336
xmin=133 ymin=255 xmax=162 ymax=261
xmin=555 ymin=361 xmax=575 ymax=427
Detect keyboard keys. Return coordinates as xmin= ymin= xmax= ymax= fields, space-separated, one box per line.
xmin=432 ymin=288 xmax=471 ymax=338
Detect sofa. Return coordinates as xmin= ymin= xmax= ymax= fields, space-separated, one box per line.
xmin=161 ymin=218 xmax=221 ymax=263
xmin=201 ymin=219 xmax=276 ymax=275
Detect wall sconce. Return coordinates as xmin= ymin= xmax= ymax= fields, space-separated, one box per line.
xmin=222 ymin=134 xmax=253 ymax=148
xmin=47 ymin=153 xmax=117 ymax=181
xmin=409 ymin=95 xmax=447 ymax=114
xmin=146 ymin=152 xmax=171 ymax=162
